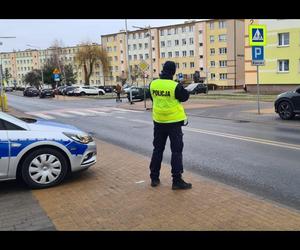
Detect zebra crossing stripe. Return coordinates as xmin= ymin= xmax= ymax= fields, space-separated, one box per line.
xmin=47 ymin=111 xmax=73 ymax=117
xmin=28 ymin=113 xmax=55 ymax=120
xmin=83 ymin=110 xmax=111 ymax=116
xmin=66 ymin=110 xmax=92 ymax=116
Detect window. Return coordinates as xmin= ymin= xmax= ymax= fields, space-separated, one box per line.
xmin=182 ymin=51 xmax=187 ymax=57
xmin=189 ymin=50 xmax=194 ymax=56
xmin=183 ymin=62 xmax=187 ymax=68
xmin=189 ymin=26 xmax=193 ymax=32
xmin=145 ymin=43 xmax=148 ymax=49
xmin=121 ymin=50 xmax=123 ymax=54
xmin=114 ymin=56 xmax=118 ymax=61
xmin=115 ymin=66 xmax=118 ymax=71
xmin=161 ymin=52 xmax=165 ymax=58
xmin=199 ymin=43 xmax=203 ymax=46
xmin=161 ymin=41 xmax=165 ymax=47
xmin=133 ymin=44 xmax=137 ymax=50
xmin=219 ymin=21 xmax=226 ymax=29
xmin=211 ymin=73 xmax=215 ymax=80
xmin=167 ymin=40 xmax=172 ymax=47
xmin=133 ymin=34 xmax=136 ymax=39
xmin=168 ymin=52 xmax=172 ymax=58
xmin=210 ymin=48 xmax=215 ymax=55
xmin=278 ymin=33 xmax=289 ymax=46
xmin=210 ymin=61 xmax=215 ymax=67
xmin=144 ymin=32 xmax=148 ymax=38
xmin=134 ymin=55 xmax=137 ymax=60
xmin=175 ymin=40 xmax=179 ymax=46
xmin=220 ymin=73 xmax=227 ymax=80
xmin=114 ymin=46 xmax=117 ymax=52
xmin=160 ymin=30 xmax=165 ymax=36
xmin=167 ymin=29 xmax=172 ymax=35
xmin=219 ymin=48 xmax=227 ymax=54
xmin=189 ymin=38 xmax=194 ymax=45
xmin=200 ymin=55 xmax=203 ymax=58
xmin=176 ymin=63 xmax=180 ymax=69
xmin=199 ymin=30 xmax=203 ymax=34
xmin=139 ymin=54 xmax=143 ymax=60
xmin=139 ymin=43 xmax=142 ymax=49
xmin=0 ymin=119 xmax=25 ymax=131
xmin=219 ymin=60 xmax=227 ymax=67
xmin=278 ymin=60 xmax=289 ymax=72
xmin=190 ymin=62 xmax=194 ymax=68
xmin=145 ymin=53 xmax=149 ymax=59
xmin=210 ymin=36 xmax=214 ymax=43
xmin=174 ymin=28 xmax=178 ymax=34
xmin=139 ymin=33 xmax=142 ymax=39
xmin=182 ymin=39 xmax=187 ymax=45
xmin=210 ymin=22 xmax=214 ymax=29
xmin=182 ymin=26 xmax=186 ymax=33
xmin=175 ymin=51 xmax=180 ymax=57
xmin=219 ymin=34 xmax=227 ymax=42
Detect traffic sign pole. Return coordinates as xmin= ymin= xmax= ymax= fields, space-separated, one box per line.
xmin=256 ymin=65 xmax=260 ymax=115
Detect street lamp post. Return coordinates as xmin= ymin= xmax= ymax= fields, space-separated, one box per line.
xmin=0 ymin=36 xmax=16 ymax=111
xmin=125 ymin=20 xmax=132 ymax=85
xmin=132 ymin=25 xmax=153 ymax=110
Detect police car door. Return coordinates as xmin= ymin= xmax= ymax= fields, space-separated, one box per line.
xmin=0 ymin=119 xmax=9 ymax=179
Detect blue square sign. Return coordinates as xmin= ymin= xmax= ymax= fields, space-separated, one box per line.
xmin=252 ymin=46 xmax=264 ymax=61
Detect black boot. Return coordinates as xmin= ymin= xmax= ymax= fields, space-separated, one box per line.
xmin=172 ymin=178 xmax=192 ymax=190
xmin=151 ymin=178 xmax=160 ymax=187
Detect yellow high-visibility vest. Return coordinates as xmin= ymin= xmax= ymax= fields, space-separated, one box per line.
xmin=150 ymin=79 xmax=187 ymax=123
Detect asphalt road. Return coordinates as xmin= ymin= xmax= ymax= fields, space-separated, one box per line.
xmin=6 ymin=93 xmax=300 ymax=210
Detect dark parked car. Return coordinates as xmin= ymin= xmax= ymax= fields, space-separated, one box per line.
xmin=23 ymin=87 xmax=39 ymax=97
xmin=126 ymin=86 xmax=150 ymax=101
xmin=97 ymin=85 xmax=114 ymax=93
xmin=185 ymin=83 xmax=208 ymax=94
xmin=4 ymin=87 xmax=14 ymax=92
xmin=40 ymin=88 xmax=55 ymax=98
xmin=65 ymin=86 xmax=77 ymax=96
xmin=57 ymin=86 xmax=67 ymax=95
xmin=274 ymin=86 xmax=300 ymax=120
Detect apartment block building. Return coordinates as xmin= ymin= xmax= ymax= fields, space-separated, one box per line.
xmin=101 ymin=19 xmax=245 ymax=87
xmin=206 ymin=19 xmax=245 ymax=87
xmin=245 ymin=19 xmax=300 ymax=93
xmin=0 ymin=44 xmax=103 ymax=87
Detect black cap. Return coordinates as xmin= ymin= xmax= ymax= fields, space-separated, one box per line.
xmin=162 ymin=61 xmax=176 ymax=76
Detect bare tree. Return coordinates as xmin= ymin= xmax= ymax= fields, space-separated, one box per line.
xmin=75 ymin=42 xmax=109 ymax=85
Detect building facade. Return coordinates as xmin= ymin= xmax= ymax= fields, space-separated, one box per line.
xmin=244 ymin=19 xmax=300 ymax=93
xmin=206 ymin=19 xmax=245 ymax=87
xmin=0 ymin=44 xmax=103 ymax=87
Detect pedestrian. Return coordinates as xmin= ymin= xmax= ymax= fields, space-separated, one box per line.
xmin=149 ymin=61 xmax=192 ymax=190
xmin=115 ymin=83 xmax=122 ymax=102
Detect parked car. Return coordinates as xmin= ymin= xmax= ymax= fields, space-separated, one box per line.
xmin=73 ymin=86 xmax=105 ymax=96
xmin=56 ymin=86 xmax=67 ymax=95
xmin=4 ymin=87 xmax=14 ymax=92
xmin=23 ymin=87 xmax=39 ymax=97
xmin=0 ymin=112 xmax=97 ymax=188
xmin=40 ymin=88 xmax=55 ymax=98
xmin=65 ymin=86 xmax=77 ymax=96
xmin=126 ymin=86 xmax=150 ymax=101
xmin=97 ymin=86 xmax=114 ymax=93
xmin=274 ymin=86 xmax=300 ymax=120
xmin=185 ymin=83 xmax=208 ymax=94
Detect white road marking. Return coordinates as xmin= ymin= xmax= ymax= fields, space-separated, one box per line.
xmin=66 ymin=110 xmax=93 ymax=116
xmin=130 ymin=118 xmax=300 ymax=151
xmin=115 ymin=116 xmax=125 ymax=119
xmin=46 ymin=111 xmax=73 ymax=117
xmin=26 ymin=112 xmax=55 ymax=120
xmin=84 ymin=110 xmax=111 ymax=116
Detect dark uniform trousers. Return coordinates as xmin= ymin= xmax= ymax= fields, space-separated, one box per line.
xmin=149 ymin=121 xmax=184 ymax=181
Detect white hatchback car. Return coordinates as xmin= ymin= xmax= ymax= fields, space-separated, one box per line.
xmin=0 ymin=112 xmax=97 ymax=189
xmin=74 ymin=86 xmax=105 ymax=96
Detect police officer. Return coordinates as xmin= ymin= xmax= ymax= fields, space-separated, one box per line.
xmin=149 ymin=61 xmax=192 ymax=190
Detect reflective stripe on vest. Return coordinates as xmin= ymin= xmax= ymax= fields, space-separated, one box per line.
xmin=150 ymin=79 xmax=187 ymax=123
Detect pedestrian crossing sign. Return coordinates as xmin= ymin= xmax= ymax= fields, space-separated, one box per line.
xmin=249 ymin=25 xmax=266 ymax=46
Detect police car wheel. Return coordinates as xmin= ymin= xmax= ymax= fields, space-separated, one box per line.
xmin=21 ymin=148 xmax=68 ymax=189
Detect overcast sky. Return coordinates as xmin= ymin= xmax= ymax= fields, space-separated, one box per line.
xmin=0 ymin=19 xmax=204 ymax=52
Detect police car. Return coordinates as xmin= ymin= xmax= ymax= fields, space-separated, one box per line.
xmin=0 ymin=111 xmax=97 ymax=189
